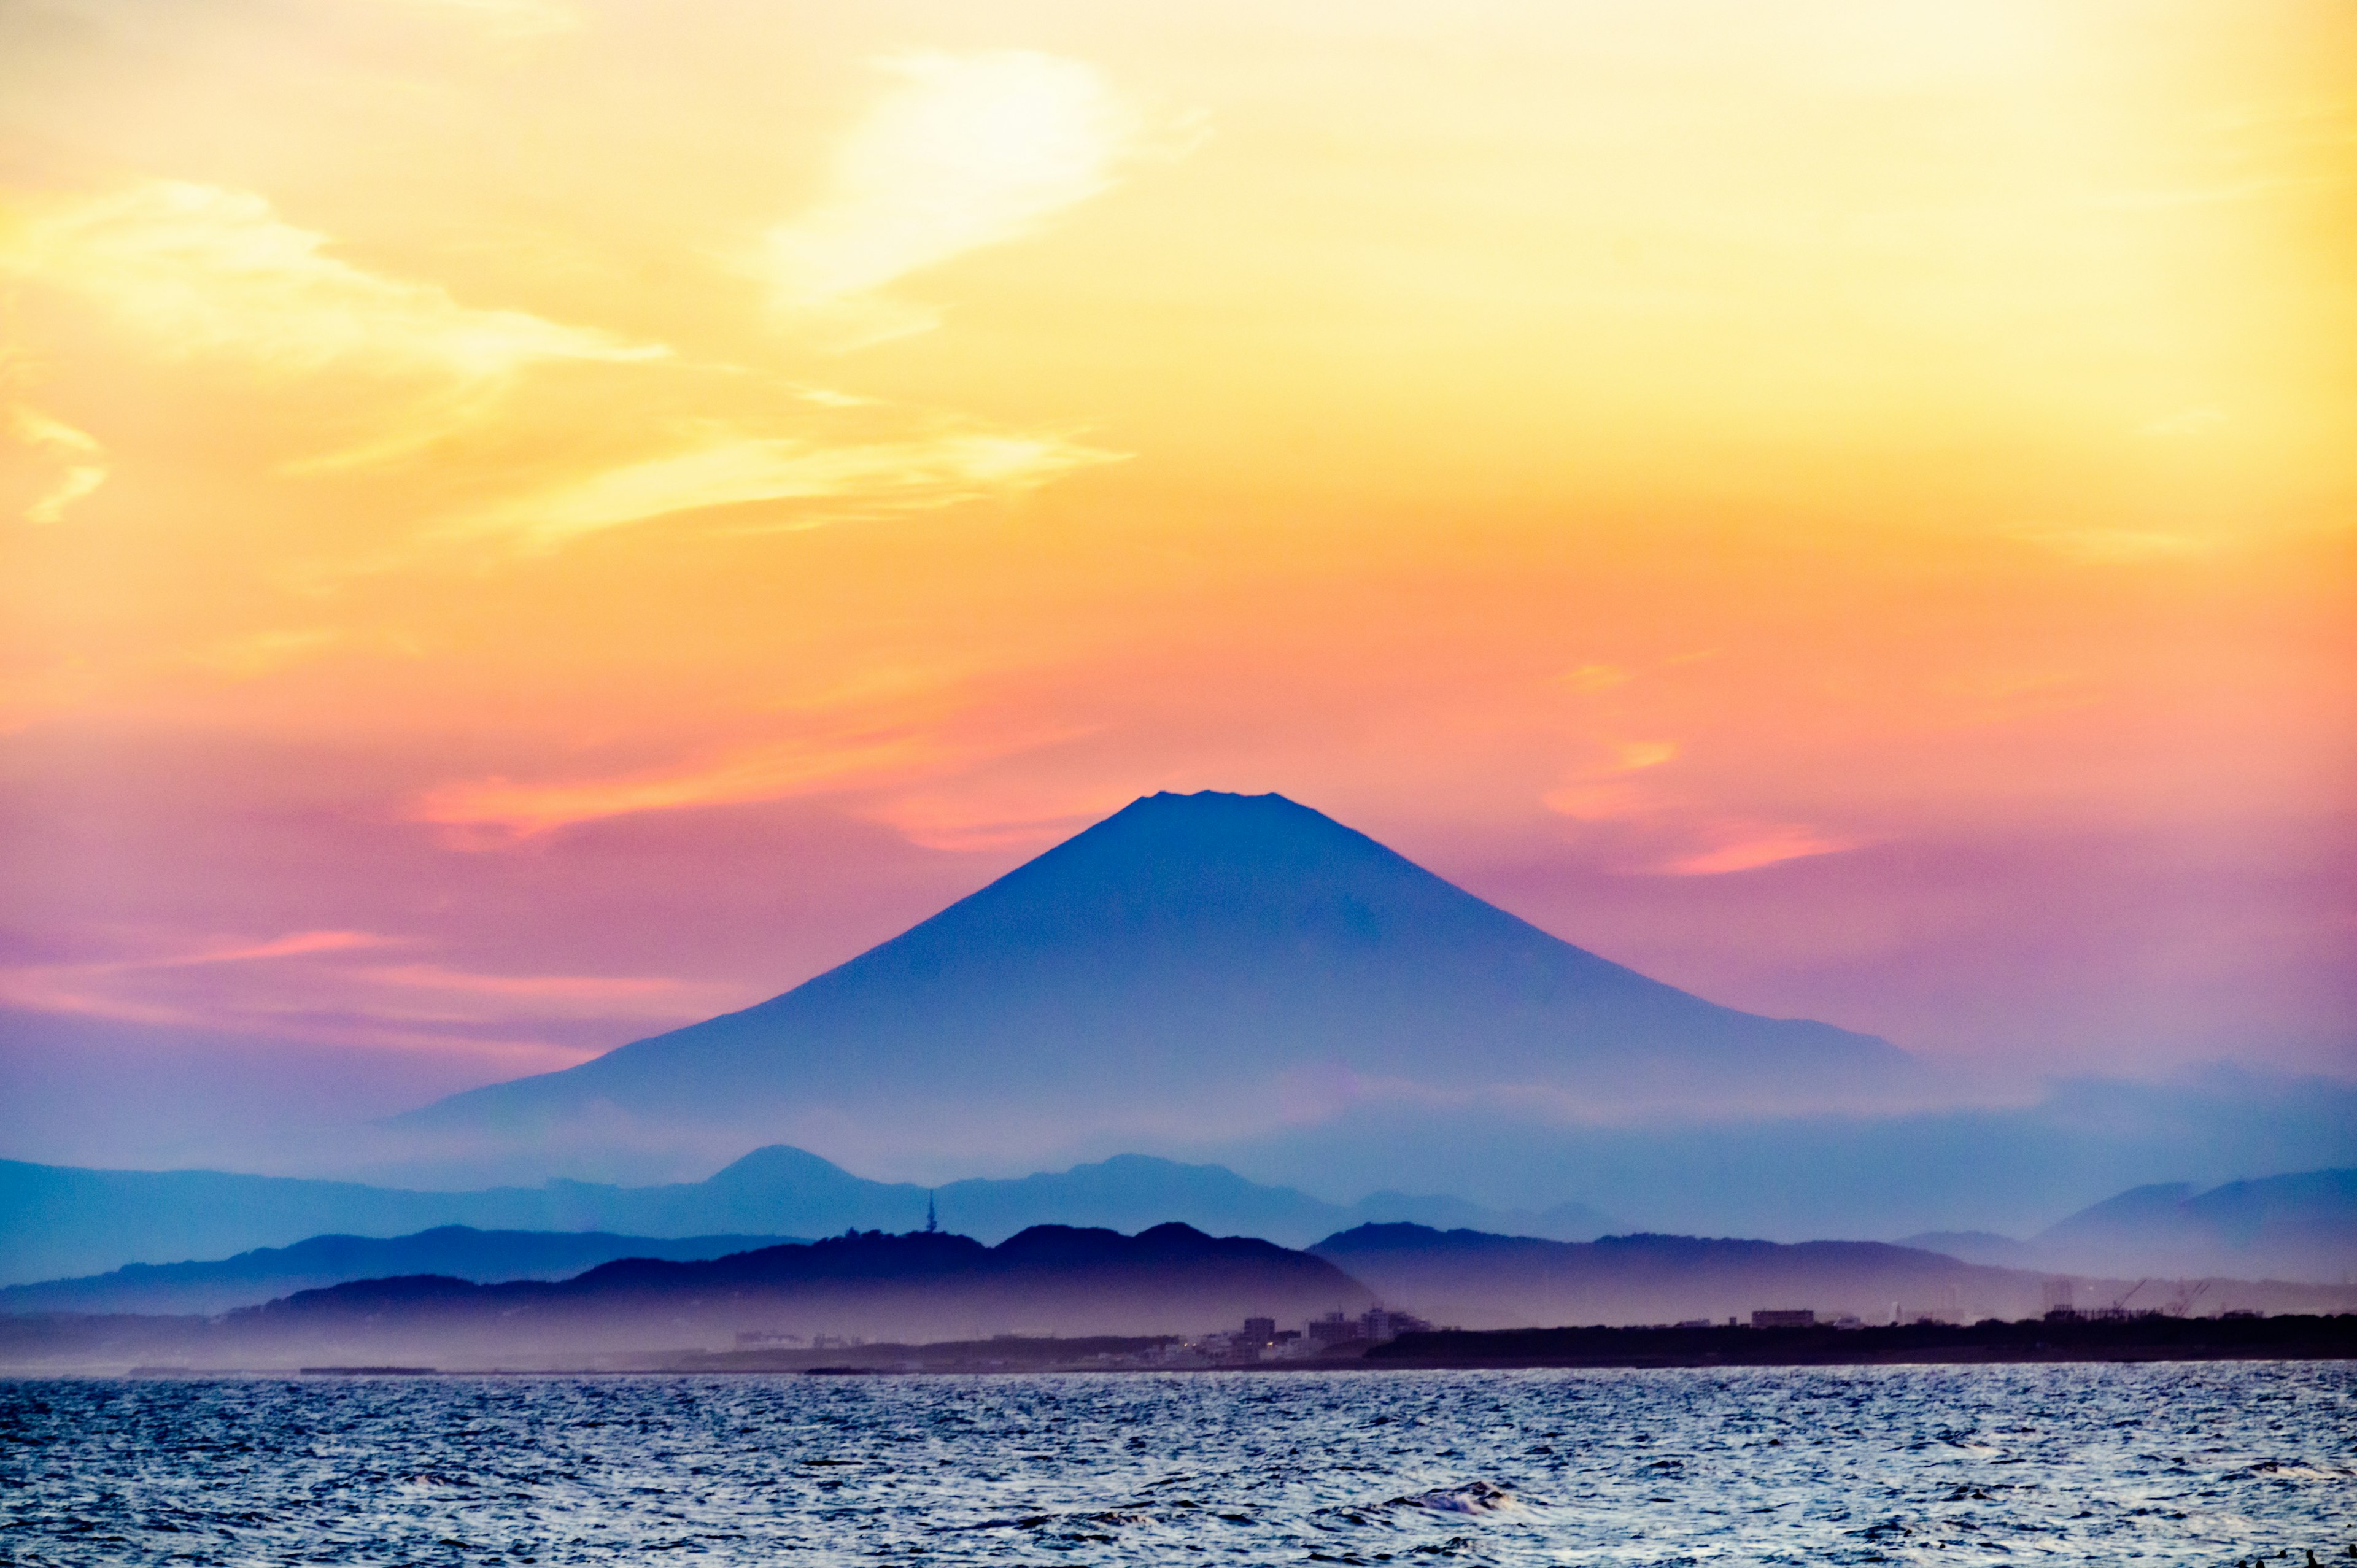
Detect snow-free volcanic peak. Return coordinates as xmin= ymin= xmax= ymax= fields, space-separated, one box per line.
xmin=393 ymin=790 xmax=1918 ymax=1170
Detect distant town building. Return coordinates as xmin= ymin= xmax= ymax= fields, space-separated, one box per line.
xmin=1751 ymin=1310 xmax=1816 ymax=1329
xmin=1896 ymin=1308 xmax=1959 ymax=1327
xmin=1359 ymin=1308 xmax=1432 ymax=1342
xmin=1295 ymin=1307 xmax=1434 ymax=1347
xmin=1306 ymin=1311 xmax=1359 ymax=1347
xmin=735 ymin=1330 xmax=807 ymax=1348
xmin=1160 ymin=1319 xmax=1318 ymax=1364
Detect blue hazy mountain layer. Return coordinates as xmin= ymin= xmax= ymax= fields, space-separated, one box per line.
xmin=1894 ymin=1230 xmax=2043 ymax=1268
xmin=395 ymin=791 xmax=1916 ymax=1148
xmin=1204 ymin=1073 xmax=2357 ymax=1273
xmin=1307 ymin=1223 xmax=2357 ymax=1329
xmin=6 ymin=1366 xmax=2351 ymax=1565
xmin=0 ymin=1146 xmax=1609 ymax=1288
xmin=2029 ymin=1168 xmax=2357 ymax=1278
xmin=10 ymin=1096 xmax=2354 ymax=1294
xmin=241 ymin=1216 xmax=1367 ymax=1329
xmin=1902 ymin=1169 xmax=2357 ymax=1281
xmin=0 ymin=1226 xmax=802 ymax=1317
xmin=8 ymin=1226 xmax=1377 ymax=1362
xmin=1315 ymin=1224 xmax=2030 ymax=1329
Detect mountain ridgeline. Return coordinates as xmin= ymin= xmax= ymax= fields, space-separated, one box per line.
xmin=0 ymin=1225 xmax=1377 ymax=1370
xmin=395 ymin=791 xmax=1918 ymax=1161
xmin=1902 ymin=1169 xmax=2357 ymax=1283
xmin=0 ymin=1146 xmax=1615 ymax=1289
xmin=9 ymin=1151 xmax=2353 ymax=1319
xmin=7 ymin=1218 xmax=2354 ymax=1375
xmin=0 ymin=1226 xmax=802 ymax=1318
xmin=1310 ymin=1224 xmax=2357 ymax=1330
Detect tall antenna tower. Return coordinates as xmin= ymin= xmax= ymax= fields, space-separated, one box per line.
xmin=926 ymin=1191 xmax=939 ymax=1234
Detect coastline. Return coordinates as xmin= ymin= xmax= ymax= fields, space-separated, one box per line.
xmin=1361 ymin=1313 xmax=2357 ymax=1370
xmin=12 ymin=1313 xmax=2350 ymax=1378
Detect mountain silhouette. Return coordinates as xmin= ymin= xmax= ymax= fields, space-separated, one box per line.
xmin=395 ymin=790 xmax=1915 ymax=1162
xmin=1313 ymin=1222 xmax=2024 ymax=1329
xmin=0 ymin=1225 xmax=801 ymax=1317
xmin=0 ymin=1145 xmax=1613 ymax=1288
xmin=1900 ymin=1168 xmax=2357 ymax=1282
xmin=201 ymin=1224 xmax=1376 ymax=1363
xmin=1307 ymin=1222 xmax=2357 ymax=1329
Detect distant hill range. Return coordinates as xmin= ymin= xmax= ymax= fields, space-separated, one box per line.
xmin=11 ymin=1140 xmax=2355 ymax=1302
xmin=1902 ymin=1169 xmax=2357 ymax=1284
xmin=0 ymin=1226 xmax=800 ymax=1318
xmin=0 ymin=1145 xmax=1614 ymax=1289
xmin=1315 ymin=1224 xmax=2357 ymax=1330
xmin=0 ymin=1225 xmax=1374 ymax=1370
xmin=9 ymin=1218 xmax=2355 ymax=1375
xmin=1318 ymin=1224 xmax=2022 ymax=1328
xmin=389 ymin=790 xmax=1919 ymax=1171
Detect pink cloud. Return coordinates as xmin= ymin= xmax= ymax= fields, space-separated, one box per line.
xmin=413 ymin=731 xmax=959 ymax=840
xmin=147 ymin=929 xmax=394 ymax=967
xmin=1663 ymin=827 xmax=1857 ymax=877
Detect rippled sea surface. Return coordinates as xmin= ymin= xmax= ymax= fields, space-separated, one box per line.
xmin=5 ymin=1364 xmax=2353 ymax=1565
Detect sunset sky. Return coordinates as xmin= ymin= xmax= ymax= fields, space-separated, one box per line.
xmin=2 ymin=0 xmax=2351 ymax=1168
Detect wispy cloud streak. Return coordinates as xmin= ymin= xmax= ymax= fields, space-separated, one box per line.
xmin=415 ymin=733 xmax=952 ymax=838
xmin=764 ymin=52 xmax=1139 ymax=343
xmin=6 ymin=404 xmax=107 ymax=523
xmin=2 ymin=182 xmax=660 ymax=379
xmin=0 ymin=182 xmax=665 ymax=466
xmin=454 ymin=427 xmax=1121 ymax=548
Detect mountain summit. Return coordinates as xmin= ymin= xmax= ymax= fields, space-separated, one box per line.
xmin=396 ymin=791 xmax=1915 ymax=1169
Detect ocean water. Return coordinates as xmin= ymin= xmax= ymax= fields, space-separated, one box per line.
xmin=4 ymin=1364 xmax=2352 ymax=1565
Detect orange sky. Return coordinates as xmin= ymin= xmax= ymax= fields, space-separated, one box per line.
xmin=2 ymin=0 xmax=2351 ymax=1127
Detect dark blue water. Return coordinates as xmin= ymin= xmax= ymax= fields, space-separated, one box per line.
xmin=4 ymin=1363 xmax=2351 ymax=1564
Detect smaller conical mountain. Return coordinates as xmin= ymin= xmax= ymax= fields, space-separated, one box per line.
xmin=397 ymin=791 xmax=1914 ymax=1155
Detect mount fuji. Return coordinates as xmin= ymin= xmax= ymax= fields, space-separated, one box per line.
xmin=390 ymin=791 xmax=1918 ymax=1177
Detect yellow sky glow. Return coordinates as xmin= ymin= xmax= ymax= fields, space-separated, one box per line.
xmin=1 ymin=0 xmax=2350 ymax=1073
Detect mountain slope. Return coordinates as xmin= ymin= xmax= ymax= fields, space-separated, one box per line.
xmin=2032 ymin=1169 xmax=2357 ymax=1281
xmin=0 ymin=1146 xmax=1611 ymax=1286
xmin=5 ymin=1226 xmax=1379 ymax=1368
xmin=0 ymin=1226 xmax=800 ymax=1316
xmin=395 ymin=791 xmax=1914 ymax=1162
xmin=1310 ymin=1223 xmax=2357 ymax=1329
xmin=1896 ymin=1170 xmax=2357 ymax=1283
xmin=1894 ymin=1230 xmax=2041 ymax=1269
xmin=1313 ymin=1224 xmax=2024 ymax=1329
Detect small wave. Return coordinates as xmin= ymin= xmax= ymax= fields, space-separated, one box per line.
xmin=1398 ymin=1481 xmax=1519 ymax=1514
xmin=953 ymin=1507 xmax=1156 ymax=1534
xmin=952 ymin=1514 xmax=1056 ymax=1532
